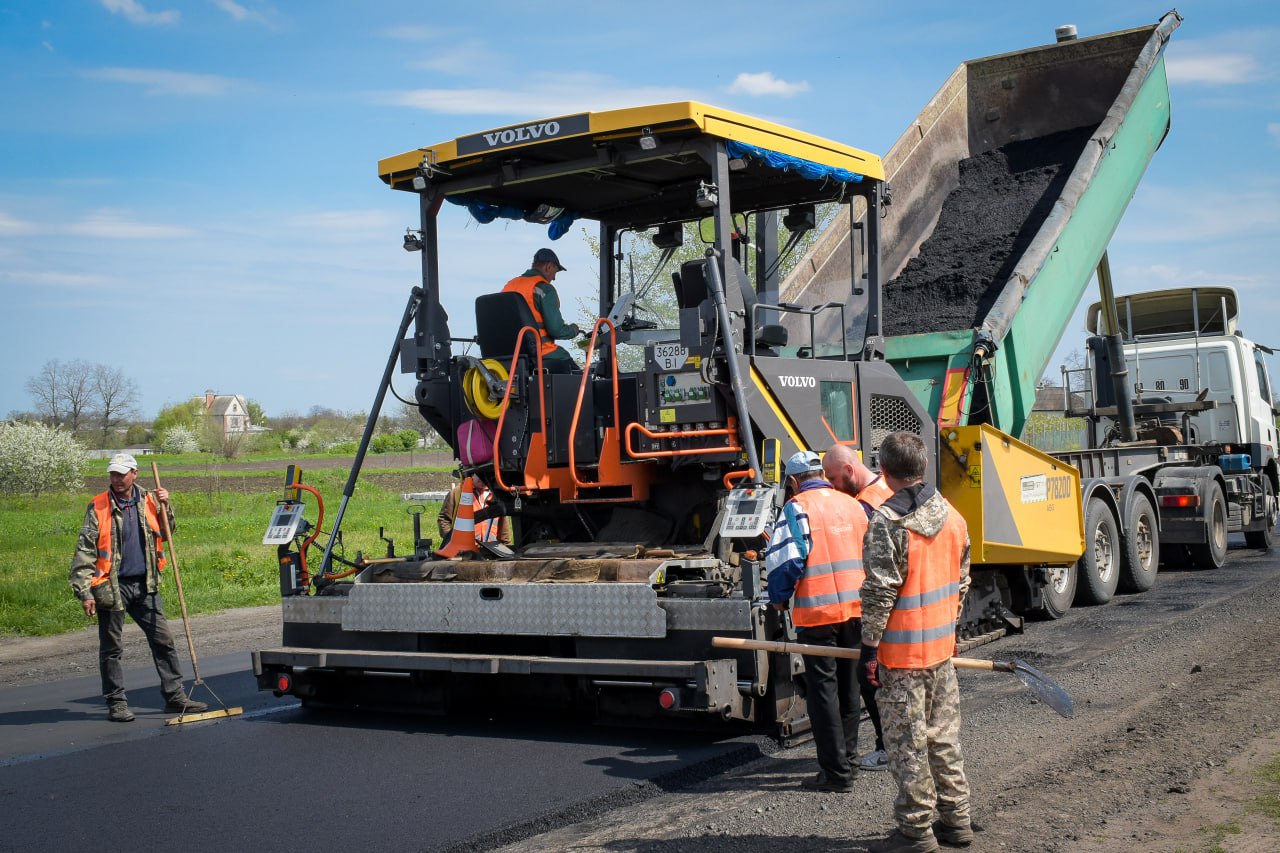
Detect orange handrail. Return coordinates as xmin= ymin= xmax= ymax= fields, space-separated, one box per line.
xmin=568 ymin=318 xmax=620 ymax=488
xmin=723 ymin=468 xmax=756 ymax=490
xmin=624 ymin=420 xmax=743 ymax=460
xmin=491 ymin=326 xmax=546 ymax=497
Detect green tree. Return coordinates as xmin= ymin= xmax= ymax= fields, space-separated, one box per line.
xmin=153 ymin=398 xmax=206 ymax=436
xmin=0 ymin=422 xmax=88 ymax=496
xmin=245 ymin=398 xmax=267 ymax=427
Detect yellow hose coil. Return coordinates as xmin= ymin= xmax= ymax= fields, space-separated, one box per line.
xmin=463 ymin=359 xmax=509 ymax=420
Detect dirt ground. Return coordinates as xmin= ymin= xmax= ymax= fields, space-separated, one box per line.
xmin=8 ymin=552 xmax=1280 ymax=853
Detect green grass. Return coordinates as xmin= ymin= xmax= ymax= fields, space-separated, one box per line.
xmin=1197 ymin=752 xmax=1280 ymax=852
xmin=0 ymin=468 xmax=444 ymax=637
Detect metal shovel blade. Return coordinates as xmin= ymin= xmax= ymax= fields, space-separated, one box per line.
xmin=1009 ymin=658 xmax=1074 ymax=719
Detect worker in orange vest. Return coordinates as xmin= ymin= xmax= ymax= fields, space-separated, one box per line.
xmin=821 ymin=443 xmax=890 ymax=772
xmin=858 ymin=432 xmax=973 ymax=853
xmin=765 ymin=450 xmax=870 ymax=793
xmin=438 ymin=477 xmax=512 ymax=546
xmin=501 ymin=247 xmax=581 ymax=374
xmin=68 ymin=453 xmax=208 ymax=723
xmin=824 ymin=443 xmax=895 ymax=515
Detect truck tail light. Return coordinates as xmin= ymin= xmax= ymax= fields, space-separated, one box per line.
xmin=1161 ymin=494 xmax=1200 ymax=508
xmin=658 ymin=689 xmax=678 ymax=710
xmin=276 ymin=673 xmax=293 ymax=693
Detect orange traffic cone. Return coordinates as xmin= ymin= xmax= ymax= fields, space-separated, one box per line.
xmin=434 ymin=476 xmax=478 ymax=558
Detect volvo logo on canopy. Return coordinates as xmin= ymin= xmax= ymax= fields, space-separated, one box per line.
xmin=457 ymin=114 xmax=590 ymax=155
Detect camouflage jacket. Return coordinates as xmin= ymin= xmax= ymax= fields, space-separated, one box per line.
xmin=860 ymin=483 xmax=971 ymax=647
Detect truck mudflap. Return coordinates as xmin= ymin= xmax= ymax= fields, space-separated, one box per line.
xmin=253 ymin=647 xmax=751 ymax=720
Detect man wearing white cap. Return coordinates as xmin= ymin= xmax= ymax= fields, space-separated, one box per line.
xmin=765 ymin=450 xmax=872 ymax=792
xmin=69 ymin=453 xmax=208 ymax=722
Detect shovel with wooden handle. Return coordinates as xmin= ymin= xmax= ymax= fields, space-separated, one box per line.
xmin=711 ymin=636 xmax=1074 ymax=719
xmin=151 ymin=461 xmax=244 ymax=725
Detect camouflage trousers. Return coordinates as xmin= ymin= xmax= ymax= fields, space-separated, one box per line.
xmin=878 ymin=660 xmax=971 ymax=837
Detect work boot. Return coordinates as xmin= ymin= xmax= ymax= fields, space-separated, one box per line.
xmin=869 ymin=829 xmax=940 ymax=853
xmin=164 ymin=696 xmax=209 ymax=714
xmin=932 ymin=820 xmax=974 ymax=847
xmin=107 ymin=703 xmax=135 ymax=723
xmin=799 ymin=771 xmax=854 ymax=793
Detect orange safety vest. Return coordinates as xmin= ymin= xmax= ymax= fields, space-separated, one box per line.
xmin=879 ymin=501 xmax=966 ymax=670
xmin=473 ymin=489 xmax=509 ymax=544
xmin=857 ymin=477 xmax=895 ymax=509
xmin=502 ymin=274 xmax=557 ymax=357
xmin=89 ymin=491 xmax=167 ymax=587
xmin=790 ymin=487 xmax=868 ymax=627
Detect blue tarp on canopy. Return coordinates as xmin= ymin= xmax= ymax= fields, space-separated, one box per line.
xmin=725 ymin=140 xmax=864 ymax=184
xmin=446 ymin=196 xmax=578 ymax=240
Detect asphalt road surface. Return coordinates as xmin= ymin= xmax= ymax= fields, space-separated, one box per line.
xmin=0 ymin=650 xmax=769 ymax=852
xmin=5 ymin=540 xmax=1280 ymax=853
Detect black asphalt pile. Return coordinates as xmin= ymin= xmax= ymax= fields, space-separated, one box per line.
xmin=883 ymin=125 xmax=1097 ymax=337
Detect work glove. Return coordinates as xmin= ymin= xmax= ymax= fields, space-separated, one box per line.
xmin=856 ymin=644 xmax=881 ymax=688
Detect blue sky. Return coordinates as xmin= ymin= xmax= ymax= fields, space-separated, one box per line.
xmin=2 ymin=1 xmax=1277 ymax=421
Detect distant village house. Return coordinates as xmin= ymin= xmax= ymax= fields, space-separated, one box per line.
xmin=204 ymin=390 xmax=253 ymax=437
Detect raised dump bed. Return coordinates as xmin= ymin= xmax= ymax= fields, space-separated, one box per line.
xmin=787 ymin=12 xmax=1181 ymax=439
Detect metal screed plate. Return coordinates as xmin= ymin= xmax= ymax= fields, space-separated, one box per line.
xmin=341 ymin=582 xmax=668 ymax=637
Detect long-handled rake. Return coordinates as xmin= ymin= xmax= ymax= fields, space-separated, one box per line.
xmin=711 ymin=636 xmax=1073 ymax=718
xmin=151 ymin=461 xmax=244 ymax=725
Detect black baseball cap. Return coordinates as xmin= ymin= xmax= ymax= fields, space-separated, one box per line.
xmin=533 ymin=247 xmax=566 ymax=271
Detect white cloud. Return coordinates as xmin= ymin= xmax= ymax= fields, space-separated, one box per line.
xmin=283 ymin=209 xmax=400 ymax=238
xmin=211 ymin=0 xmax=269 ymax=26
xmin=378 ymin=73 xmax=695 ymax=117
xmin=86 ymin=67 xmax=235 ymax=97
xmin=42 ymin=41 xmax=54 ymax=53
xmin=0 ymin=211 xmax=35 ymax=235
xmin=379 ymin=25 xmax=443 ymax=41
xmin=409 ymin=41 xmax=496 ymax=74
xmin=1269 ymin=123 xmax=1280 ymax=146
xmin=99 ymin=0 xmax=179 ymax=26
xmin=68 ymin=210 xmax=196 ymax=239
xmin=1167 ymin=53 xmax=1264 ymax=86
xmin=1125 ymin=186 xmax=1280 ymax=242
xmin=1 ymin=270 xmax=107 ymax=288
xmin=727 ymin=72 xmax=810 ymax=97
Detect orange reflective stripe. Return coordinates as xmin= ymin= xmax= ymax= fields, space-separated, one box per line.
xmin=88 ymin=490 xmax=166 ymax=588
xmin=502 ymin=274 xmax=557 ymax=356
xmin=90 ymin=493 xmax=113 ymax=587
xmin=857 ymin=478 xmax=894 ymax=509
xmin=879 ymin=501 xmax=967 ymax=669
xmin=143 ymin=494 xmax=167 ymax=572
xmin=791 ymin=487 xmax=868 ymax=626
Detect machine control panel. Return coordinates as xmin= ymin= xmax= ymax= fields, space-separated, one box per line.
xmin=718 ymin=485 xmax=778 ymax=538
xmin=658 ymin=371 xmax=713 ymax=405
xmin=262 ymin=502 xmax=305 ymax=545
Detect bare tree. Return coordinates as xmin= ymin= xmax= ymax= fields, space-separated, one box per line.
xmin=25 ymin=358 xmax=95 ymax=431
xmin=93 ymin=364 xmax=139 ymax=441
xmin=24 ymin=359 xmax=64 ymax=427
xmin=62 ymin=359 xmax=95 ymax=433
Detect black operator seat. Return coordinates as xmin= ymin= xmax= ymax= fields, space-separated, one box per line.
xmin=675 ymin=258 xmax=788 ymax=355
xmin=475 ymin=292 xmax=541 ymax=362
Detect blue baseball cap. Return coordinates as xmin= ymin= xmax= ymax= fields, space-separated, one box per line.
xmin=784 ymin=450 xmax=823 ymax=478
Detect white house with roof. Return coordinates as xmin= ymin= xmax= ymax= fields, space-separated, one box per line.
xmin=203 ymin=390 xmax=252 ymax=437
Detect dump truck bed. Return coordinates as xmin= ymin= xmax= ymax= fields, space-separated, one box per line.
xmin=788 ymin=13 xmax=1180 ymax=439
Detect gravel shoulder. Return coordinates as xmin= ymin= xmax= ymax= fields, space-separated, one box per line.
xmin=0 ymin=605 xmax=281 ymax=690
xmin=473 ymin=549 xmax=1280 ymax=853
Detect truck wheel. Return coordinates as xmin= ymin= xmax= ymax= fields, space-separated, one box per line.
xmin=1119 ymin=494 xmax=1159 ymax=593
xmin=1034 ymin=562 xmax=1077 ymax=619
xmin=1244 ymin=476 xmax=1275 ymax=550
xmin=1076 ymin=498 xmax=1120 ymax=605
xmin=1189 ymin=481 xmax=1228 ymax=569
